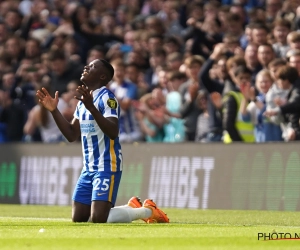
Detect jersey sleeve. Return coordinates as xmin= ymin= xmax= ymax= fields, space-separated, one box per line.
xmin=73 ymin=102 xmax=80 ymax=119
xmin=99 ymin=93 xmax=119 ymax=118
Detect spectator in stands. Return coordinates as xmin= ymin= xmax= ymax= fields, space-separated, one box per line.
xmin=147 ymin=34 xmax=164 ymax=55
xmin=63 ymin=36 xmax=81 ymax=63
xmin=287 ymin=50 xmax=300 ymax=76
xmin=23 ymin=83 xmax=68 ymax=143
xmin=48 ymin=49 xmax=83 ymax=95
xmin=195 ymin=90 xmax=211 ymax=143
xmin=287 ymin=31 xmax=300 ymax=52
xmin=201 ymin=43 xmax=244 ymax=96
xmin=61 ymin=80 xmax=80 ymax=122
xmin=229 ymin=4 xmax=248 ymax=26
xmin=86 ymin=45 xmax=106 ymax=64
xmin=11 ymin=62 xmax=40 ymax=113
xmin=125 ymin=63 xmax=148 ymax=98
xmin=272 ymin=18 xmax=291 ymax=59
xmin=166 ymin=52 xmax=183 ymax=71
xmin=135 ymin=93 xmax=164 ymax=143
xmin=222 ymin=66 xmax=255 ymax=143
xmin=265 ymin=0 xmax=283 ymax=24
xmin=242 ymin=69 xmax=281 ymax=142
xmin=244 ymin=43 xmax=262 ymax=85
xmin=240 ymin=23 xmax=254 ymax=50
xmin=163 ymin=36 xmax=182 ymax=55
xmin=226 ymin=13 xmax=244 ymax=39
xmin=125 ymin=63 xmax=140 ymax=85
xmin=4 ymin=9 xmax=22 ymax=33
xmin=0 ymin=21 xmax=8 ymax=45
xmin=0 ymin=72 xmax=26 ymax=142
xmin=158 ymin=0 xmax=184 ymax=38
xmin=213 ymin=56 xmax=228 ymax=84
xmin=144 ymin=48 xmax=166 ymax=90
xmin=24 ymin=38 xmax=41 ymax=62
xmin=163 ymin=71 xmax=186 ymax=143
xmin=109 ymin=59 xmax=142 ymax=143
xmin=0 ymin=53 xmax=12 ymax=83
xmin=257 ymin=43 xmax=275 ymax=69
xmin=5 ymin=35 xmax=24 ymax=70
xmin=222 ymin=34 xmax=241 ymax=55
xmin=265 ymin=58 xmax=289 ymax=139
xmin=178 ymin=55 xmax=204 ymax=141
xmin=0 ymin=0 xmax=297 ymax=145
xmin=144 ymin=16 xmax=165 ymax=36
xmin=155 ymin=66 xmax=169 ymax=97
xmin=264 ymin=65 xmax=300 ymax=141
xmin=251 ymin=23 xmax=269 ymax=46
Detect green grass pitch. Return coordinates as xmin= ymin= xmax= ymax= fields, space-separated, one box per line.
xmin=0 ymin=204 xmax=300 ymax=250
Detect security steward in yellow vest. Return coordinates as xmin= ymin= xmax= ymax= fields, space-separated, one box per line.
xmin=222 ymin=66 xmax=255 ymax=143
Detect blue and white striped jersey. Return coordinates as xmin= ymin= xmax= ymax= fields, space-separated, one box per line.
xmin=74 ymin=86 xmax=122 ymax=172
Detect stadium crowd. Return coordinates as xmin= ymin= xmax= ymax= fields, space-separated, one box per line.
xmin=0 ymin=0 xmax=300 ymax=144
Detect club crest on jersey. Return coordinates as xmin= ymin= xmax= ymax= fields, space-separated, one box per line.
xmin=107 ymin=98 xmax=117 ymax=109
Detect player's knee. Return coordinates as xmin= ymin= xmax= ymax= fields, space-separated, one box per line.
xmin=72 ymin=215 xmax=89 ymax=223
xmin=90 ymin=212 xmax=108 ymax=223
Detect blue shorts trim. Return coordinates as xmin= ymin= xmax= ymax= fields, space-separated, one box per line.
xmin=72 ymin=169 xmax=122 ymax=206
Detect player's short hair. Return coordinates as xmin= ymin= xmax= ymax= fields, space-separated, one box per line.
xmin=100 ymin=59 xmax=114 ymax=82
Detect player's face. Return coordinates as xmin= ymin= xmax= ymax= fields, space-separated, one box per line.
xmin=81 ymin=59 xmax=102 ymax=85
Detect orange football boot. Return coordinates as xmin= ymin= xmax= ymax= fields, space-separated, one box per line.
xmin=142 ymin=199 xmax=170 ymax=223
xmin=127 ymin=196 xmax=142 ymax=208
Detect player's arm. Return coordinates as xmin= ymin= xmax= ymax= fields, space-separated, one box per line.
xmin=89 ymin=107 xmax=119 ymax=139
xmin=51 ymin=110 xmax=80 ymax=142
xmin=36 ymin=88 xmax=80 ymax=142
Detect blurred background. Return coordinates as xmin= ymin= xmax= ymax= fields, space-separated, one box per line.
xmin=1 ymin=0 xmax=300 ymax=210
xmin=0 ymin=0 xmax=299 ymax=144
